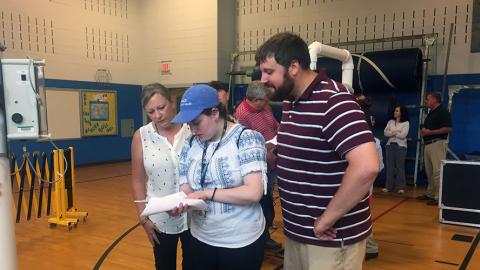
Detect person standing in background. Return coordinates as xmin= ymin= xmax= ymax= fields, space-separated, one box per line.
xmin=130 ymin=83 xmax=192 ymax=270
xmin=355 ymin=93 xmax=383 ymax=261
xmin=235 ymin=81 xmax=282 ymax=251
xmin=417 ymin=92 xmax=452 ymax=206
xmin=208 ymin=80 xmax=236 ymax=122
xmin=383 ymin=105 xmax=410 ymax=194
xmin=355 ymin=94 xmax=374 ymax=129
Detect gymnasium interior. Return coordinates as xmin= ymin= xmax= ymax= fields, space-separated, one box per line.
xmin=1 ymin=0 xmax=480 ymax=269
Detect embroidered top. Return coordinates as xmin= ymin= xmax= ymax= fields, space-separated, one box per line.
xmin=179 ymin=124 xmax=268 ymax=248
xmin=140 ymin=122 xmax=191 ymax=234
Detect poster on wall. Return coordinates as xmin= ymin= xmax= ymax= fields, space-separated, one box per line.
xmin=81 ymin=90 xmax=117 ymax=136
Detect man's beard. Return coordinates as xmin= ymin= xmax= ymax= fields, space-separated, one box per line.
xmin=269 ymin=72 xmax=294 ymax=102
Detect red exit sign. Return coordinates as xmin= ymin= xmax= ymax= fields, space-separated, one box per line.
xmin=160 ymin=61 xmax=172 ymax=75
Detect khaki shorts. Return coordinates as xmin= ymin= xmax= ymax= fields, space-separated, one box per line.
xmin=284 ymin=236 xmax=366 ymax=270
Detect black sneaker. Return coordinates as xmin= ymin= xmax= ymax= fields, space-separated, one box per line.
xmin=416 ymin=195 xmax=432 ymax=201
xmin=365 ymin=252 xmax=379 ymax=260
xmin=426 ymin=199 xmax=439 ymax=206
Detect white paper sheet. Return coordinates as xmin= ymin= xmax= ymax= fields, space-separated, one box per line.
xmin=266 ymin=135 xmax=277 ymax=145
xmin=140 ymin=192 xmax=208 ymax=217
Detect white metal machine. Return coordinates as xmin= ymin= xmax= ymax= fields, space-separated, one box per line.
xmin=0 ymin=58 xmax=50 ymax=270
xmin=1 ymin=59 xmax=49 ymax=140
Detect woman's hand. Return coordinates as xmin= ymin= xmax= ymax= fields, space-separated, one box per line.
xmin=187 ymin=190 xmax=210 ymax=200
xmin=168 ymin=202 xmax=189 ymax=216
xmin=141 ymin=218 xmax=160 ymax=246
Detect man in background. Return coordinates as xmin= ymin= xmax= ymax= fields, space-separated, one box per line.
xmin=235 ymin=81 xmax=282 ymax=251
xmin=356 ymin=94 xmax=382 ymax=261
xmin=417 ymin=92 xmax=452 ymax=205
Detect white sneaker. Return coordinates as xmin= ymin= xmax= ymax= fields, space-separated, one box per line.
xmin=381 ymin=188 xmax=389 ymax=192
xmin=398 ymin=189 xmax=405 ymax=194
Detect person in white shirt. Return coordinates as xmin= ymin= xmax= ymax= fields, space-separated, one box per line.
xmin=170 ymin=85 xmax=268 ymax=270
xmin=131 ymin=83 xmax=192 ymax=270
xmin=383 ymin=105 xmax=410 ymax=193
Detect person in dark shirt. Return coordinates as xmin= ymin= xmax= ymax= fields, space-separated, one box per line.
xmin=417 ymin=92 xmax=452 ymax=205
xmin=208 ymin=81 xmax=236 ymax=122
xmin=355 ymin=94 xmax=374 ymax=129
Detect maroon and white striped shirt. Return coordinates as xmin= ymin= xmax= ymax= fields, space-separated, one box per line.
xmin=277 ymin=70 xmax=374 ymax=247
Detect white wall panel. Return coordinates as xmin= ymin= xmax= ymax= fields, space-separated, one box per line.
xmin=139 ymin=0 xmax=218 ymax=86
xmin=0 ymin=0 xmax=144 ymax=84
xmin=237 ymin=0 xmax=478 ymax=75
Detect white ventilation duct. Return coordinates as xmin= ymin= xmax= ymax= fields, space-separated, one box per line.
xmin=308 ymin=41 xmax=354 ymax=93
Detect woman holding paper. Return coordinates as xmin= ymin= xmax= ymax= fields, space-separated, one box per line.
xmin=131 ymin=83 xmax=192 ymax=270
xmin=170 ymin=85 xmax=268 ymax=270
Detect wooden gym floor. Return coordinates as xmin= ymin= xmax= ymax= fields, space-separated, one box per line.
xmin=14 ymin=161 xmax=480 ymax=270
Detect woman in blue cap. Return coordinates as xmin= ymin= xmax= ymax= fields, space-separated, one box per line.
xmin=170 ymin=84 xmax=268 ymax=270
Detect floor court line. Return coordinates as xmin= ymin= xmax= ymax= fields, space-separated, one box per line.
xmin=372 ymin=197 xmax=410 ymax=223
xmin=459 ymin=229 xmax=480 ymax=270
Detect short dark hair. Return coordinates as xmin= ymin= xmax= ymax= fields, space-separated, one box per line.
xmin=141 ymin=83 xmax=171 ymax=108
xmin=255 ymin=32 xmax=310 ymax=70
xmin=355 ymin=94 xmax=372 ymax=111
xmin=208 ymin=81 xmax=228 ymax=92
xmin=393 ymin=105 xmax=410 ymax=123
xmin=427 ymin=92 xmax=442 ymax=103
xmin=200 ymin=103 xmax=227 ymax=120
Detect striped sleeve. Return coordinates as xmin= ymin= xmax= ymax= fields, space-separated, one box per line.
xmin=322 ymin=92 xmax=374 ymax=157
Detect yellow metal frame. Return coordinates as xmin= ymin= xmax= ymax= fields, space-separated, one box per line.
xmin=47 ymin=149 xmax=80 ymax=230
xmin=11 ymin=147 xmax=87 ymax=229
xmin=65 ymin=147 xmax=88 ymax=221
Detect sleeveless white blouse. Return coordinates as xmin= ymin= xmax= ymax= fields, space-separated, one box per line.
xmin=140 ymin=122 xmax=191 ymax=234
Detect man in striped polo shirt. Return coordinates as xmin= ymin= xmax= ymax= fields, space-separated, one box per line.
xmin=255 ymin=32 xmax=380 ymax=269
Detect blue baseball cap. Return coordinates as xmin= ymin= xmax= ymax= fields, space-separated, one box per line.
xmin=171 ymin=84 xmax=220 ymax=124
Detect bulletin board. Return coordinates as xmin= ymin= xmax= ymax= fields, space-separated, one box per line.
xmin=81 ymin=90 xmax=117 ymax=136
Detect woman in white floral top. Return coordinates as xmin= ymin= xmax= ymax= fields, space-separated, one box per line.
xmin=131 ymin=83 xmax=192 ymax=270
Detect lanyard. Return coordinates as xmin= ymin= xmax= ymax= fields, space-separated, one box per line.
xmin=200 ymin=120 xmax=227 ymax=187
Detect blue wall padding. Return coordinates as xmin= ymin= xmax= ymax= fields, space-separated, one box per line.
xmin=8 ymin=79 xmax=142 ymax=166
xmin=448 ymin=89 xmax=480 ymax=158
xmin=428 ymin=74 xmax=480 ymax=159
xmin=317 ymin=48 xmax=423 ymax=93
xmin=232 ymin=84 xmax=248 ymax=109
